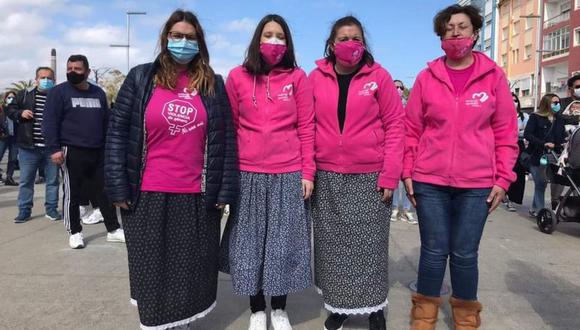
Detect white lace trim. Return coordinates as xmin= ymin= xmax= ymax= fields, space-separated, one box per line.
xmin=315 ymin=286 xmax=388 ymax=315
xmin=130 ymin=298 xmax=138 ymax=307
xmin=138 ymin=301 xmax=216 ymax=330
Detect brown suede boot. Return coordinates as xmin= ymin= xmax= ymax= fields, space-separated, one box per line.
xmin=410 ymin=293 xmax=442 ymax=330
xmin=449 ymin=297 xmax=482 ymax=330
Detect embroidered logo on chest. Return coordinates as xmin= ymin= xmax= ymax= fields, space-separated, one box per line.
xmin=162 ymin=99 xmax=204 ymax=135
xmin=465 ymin=92 xmax=489 ymax=108
xmin=358 ymin=81 xmax=378 ymax=96
xmin=177 ymin=87 xmax=198 ymax=100
xmin=277 ymin=83 xmax=294 ymax=101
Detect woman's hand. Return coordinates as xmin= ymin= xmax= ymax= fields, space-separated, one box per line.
xmin=302 ymin=179 xmax=314 ymax=200
xmin=486 ymin=185 xmax=506 ymax=213
xmin=403 ymin=178 xmax=417 ymax=208
xmin=544 ymin=142 xmax=555 ymax=149
xmin=114 ymin=201 xmax=129 ymax=210
xmin=376 ymin=187 xmax=393 ymax=202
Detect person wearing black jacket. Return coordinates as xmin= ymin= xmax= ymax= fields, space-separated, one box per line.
xmin=0 ymin=92 xmax=18 ymax=186
xmin=523 ymin=93 xmax=566 ymax=217
xmin=5 ymin=67 xmax=60 ymax=223
xmin=42 ymin=55 xmax=123 ymax=248
xmin=104 ymin=10 xmax=238 ymax=329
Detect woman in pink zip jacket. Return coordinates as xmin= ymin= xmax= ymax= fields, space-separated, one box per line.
xmin=403 ymin=5 xmax=518 ymax=330
xmin=224 ymin=14 xmax=315 ymax=330
xmin=309 ymin=16 xmax=405 ymax=330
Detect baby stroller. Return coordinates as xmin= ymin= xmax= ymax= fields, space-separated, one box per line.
xmin=536 ymin=126 xmax=580 ymax=234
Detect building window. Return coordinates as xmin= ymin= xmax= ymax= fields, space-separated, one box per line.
xmin=485 ymin=13 xmax=492 ymax=25
xmin=575 ymin=27 xmax=580 ymax=47
xmin=525 ymin=17 xmax=535 ymax=30
xmin=543 ymin=27 xmax=570 ymax=58
xmin=501 ymin=54 xmax=508 ymax=67
xmin=512 ymin=49 xmax=520 ymax=64
xmin=513 ymin=21 xmax=520 ymax=36
xmin=576 ymin=0 xmax=580 ymax=9
xmin=522 ymin=89 xmax=531 ymax=96
xmin=524 ymin=44 xmax=532 ymax=59
xmin=502 ymin=27 xmax=509 ymax=40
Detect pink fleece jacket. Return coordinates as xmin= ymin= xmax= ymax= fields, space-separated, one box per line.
xmin=226 ymin=66 xmax=316 ymax=180
xmin=403 ymin=52 xmax=518 ymax=191
xmin=309 ymin=59 xmax=405 ymax=189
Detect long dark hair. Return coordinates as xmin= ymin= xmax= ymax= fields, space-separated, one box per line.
xmin=324 ymin=16 xmax=374 ymax=66
xmin=155 ymin=9 xmax=215 ymax=95
xmin=537 ymin=93 xmax=559 ymax=117
xmin=243 ymin=14 xmax=297 ymax=75
xmin=512 ymin=92 xmax=524 ymax=120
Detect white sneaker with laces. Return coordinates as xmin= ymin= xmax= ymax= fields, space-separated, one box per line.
xmin=107 ymin=229 xmax=126 ymax=243
xmin=402 ymin=210 xmax=418 ymax=224
xmin=248 ymin=311 xmax=267 ymax=330
xmin=83 ymin=208 xmax=104 ymax=225
xmin=69 ymin=232 xmax=85 ymax=249
xmin=271 ymin=309 xmax=292 ymax=330
xmin=390 ymin=209 xmax=399 ymax=222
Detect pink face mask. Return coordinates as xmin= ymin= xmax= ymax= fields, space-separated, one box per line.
xmin=334 ymin=40 xmax=365 ymax=67
xmin=441 ymin=37 xmax=475 ymax=60
xmin=260 ymin=38 xmax=287 ymax=66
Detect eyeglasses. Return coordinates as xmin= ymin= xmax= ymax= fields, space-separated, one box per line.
xmin=168 ymin=31 xmax=196 ymax=41
xmin=395 ymin=86 xmax=404 ymax=90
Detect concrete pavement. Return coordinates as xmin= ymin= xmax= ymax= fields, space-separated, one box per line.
xmin=1 ymin=169 xmax=580 ymax=330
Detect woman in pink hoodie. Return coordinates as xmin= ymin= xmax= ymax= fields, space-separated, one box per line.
xmin=223 ymin=14 xmax=315 ymax=330
xmin=309 ymin=16 xmax=405 ymax=330
xmin=404 ymin=5 xmax=518 ymax=330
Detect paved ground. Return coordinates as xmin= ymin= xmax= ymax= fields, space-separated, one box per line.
xmin=1 ymin=167 xmax=580 ymax=330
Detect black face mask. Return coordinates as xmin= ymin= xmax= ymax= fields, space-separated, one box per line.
xmin=67 ymin=71 xmax=86 ymax=85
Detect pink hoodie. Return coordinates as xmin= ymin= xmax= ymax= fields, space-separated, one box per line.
xmin=403 ymin=52 xmax=518 ymax=191
xmin=226 ymin=66 xmax=315 ymax=180
xmin=309 ymin=59 xmax=405 ymax=189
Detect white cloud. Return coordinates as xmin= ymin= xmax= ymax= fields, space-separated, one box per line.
xmin=224 ymin=17 xmax=257 ymax=33
xmin=64 ymin=25 xmax=126 ymax=45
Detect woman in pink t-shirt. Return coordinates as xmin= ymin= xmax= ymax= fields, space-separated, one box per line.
xmin=104 ymin=10 xmax=238 ymax=329
xmin=222 ymin=14 xmax=315 ymax=330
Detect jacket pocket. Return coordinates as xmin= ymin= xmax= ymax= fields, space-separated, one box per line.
xmin=373 ymin=129 xmax=385 ymax=160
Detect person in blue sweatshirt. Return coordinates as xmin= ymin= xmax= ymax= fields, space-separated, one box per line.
xmin=42 ymin=54 xmax=125 ymax=249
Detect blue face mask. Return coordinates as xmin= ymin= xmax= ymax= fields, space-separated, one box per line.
xmin=167 ymin=38 xmax=199 ymax=64
xmin=551 ymin=103 xmax=561 ymax=113
xmin=6 ymin=97 xmax=14 ymax=104
xmin=39 ymin=78 xmax=55 ymax=90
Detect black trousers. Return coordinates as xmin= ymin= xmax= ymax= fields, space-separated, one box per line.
xmin=250 ymin=290 xmax=287 ymax=313
xmin=61 ymin=146 xmax=119 ymax=235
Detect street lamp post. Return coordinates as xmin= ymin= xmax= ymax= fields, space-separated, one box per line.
xmin=110 ymin=11 xmax=147 ymax=72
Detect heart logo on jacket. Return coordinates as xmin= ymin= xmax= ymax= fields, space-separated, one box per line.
xmin=472 ymin=92 xmax=489 ymax=103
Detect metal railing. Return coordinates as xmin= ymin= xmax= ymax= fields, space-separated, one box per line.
xmin=544 ymin=11 xmax=570 ymax=28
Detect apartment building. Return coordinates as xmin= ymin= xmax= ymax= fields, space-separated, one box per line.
xmin=497 ymin=0 xmax=542 ymax=109
xmin=458 ymin=0 xmax=499 ymax=59
xmin=540 ymin=0 xmax=580 ymax=98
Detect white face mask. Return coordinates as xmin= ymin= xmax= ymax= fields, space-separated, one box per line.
xmin=574 ymin=88 xmax=580 ymax=98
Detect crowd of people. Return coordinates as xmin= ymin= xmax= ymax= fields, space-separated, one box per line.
xmin=1 ymin=2 xmax=580 ymax=330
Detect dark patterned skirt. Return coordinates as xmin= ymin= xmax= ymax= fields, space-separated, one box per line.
xmin=224 ymin=171 xmax=312 ymax=296
xmin=311 ymin=171 xmax=391 ymax=315
xmin=124 ymin=192 xmax=221 ymax=329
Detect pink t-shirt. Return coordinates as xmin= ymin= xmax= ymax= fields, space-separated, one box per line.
xmin=445 ymin=61 xmax=475 ymax=95
xmin=141 ymin=73 xmax=207 ymax=193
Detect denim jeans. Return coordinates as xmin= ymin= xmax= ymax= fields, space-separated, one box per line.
xmin=392 ymin=181 xmax=411 ymax=210
xmin=0 ymin=136 xmax=17 ymax=177
xmin=529 ymin=165 xmax=546 ymax=211
xmin=413 ymin=181 xmax=491 ymax=301
xmin=17 ymin=147 xmax=59 ymax=214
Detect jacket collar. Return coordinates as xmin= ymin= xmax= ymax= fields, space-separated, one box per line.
xmin=426 ymin=51 xmax=496 ymax=94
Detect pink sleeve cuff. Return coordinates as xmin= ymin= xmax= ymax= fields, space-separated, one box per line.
xmin=494 ymin=177 xmax=512 ymax=192
xmin=302 ymin=170 xmax=315 ymax=182
xmin=378 ymin=176 xmax=399 ymax=190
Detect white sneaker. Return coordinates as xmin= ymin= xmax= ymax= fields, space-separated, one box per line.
xmin=107 ymin=229 xmax=126 ymax=243
xmin=402 ymin=210 xmax=418 ymax=224
xmin=83 ymin=208 xmax=104 ymax=225
xmin=271 ymin=309 xmax=292 ymax=330
xmin=248 ymin=311 xmax=267 ymax=330
xmin=69 ymin=232 xmax=85 ymax=249
xmin=79 ymin=205 xmax=92 ymax=219
xmin=390 ymin=209 xmax=399 ymax=222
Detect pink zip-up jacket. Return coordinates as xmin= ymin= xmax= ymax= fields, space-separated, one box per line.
xmin=403 ymin=52 xmax=518 ymax=191
xmin=309 ymin=59 xmax=405 ymax=189
xmin=226 ymin=65 xmax=315 ymax=180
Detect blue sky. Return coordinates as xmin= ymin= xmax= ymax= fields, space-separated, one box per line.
xmin=0 ymin=0 xmax=456 ymax=89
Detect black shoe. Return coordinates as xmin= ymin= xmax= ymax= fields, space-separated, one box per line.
xmin=551 ymin=200 xmax=559 ymax=211
xmin=4 ymin=177 xmax=18 ymax=186
xmin=324 ymin=313 xmax=348 ymax=330
xmin=368 ymin=310 xmax=386 ymax=330
xmin=35 ymin=176 xmax=45 ymax=184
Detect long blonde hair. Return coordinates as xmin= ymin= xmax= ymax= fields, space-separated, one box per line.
xmin=155 ymin=9 xmax=215 ymax=96
xmin=536 ymin=93 xmax=559 ymax=117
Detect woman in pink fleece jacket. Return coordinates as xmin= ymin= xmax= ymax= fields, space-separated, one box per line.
xmin=404 ymin=5 xmax=518 ymax=330
xmin=223 ymin=14 xmax=315 ymax=330
xmin=309 ymin=16 xmax=405 ymax=330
